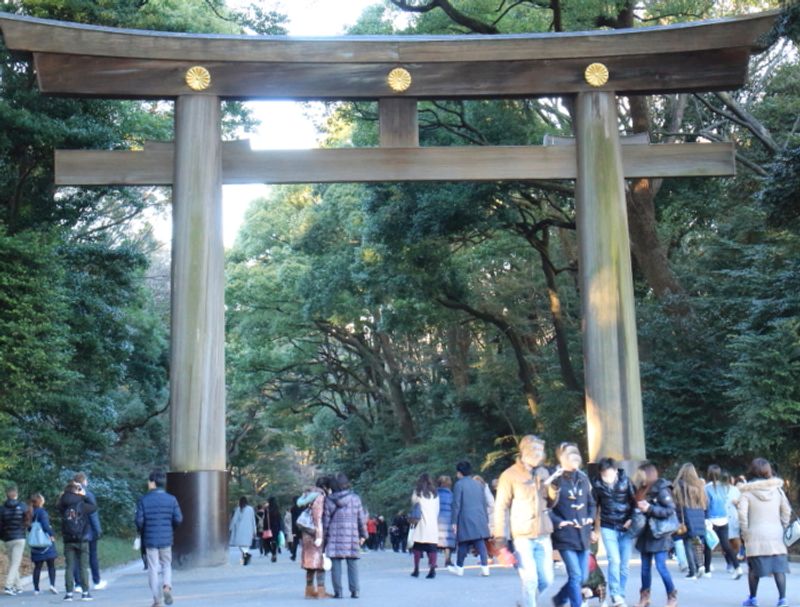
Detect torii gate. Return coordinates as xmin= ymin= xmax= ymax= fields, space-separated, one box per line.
xmin=0 ymin=10 xmax=777 ymax=567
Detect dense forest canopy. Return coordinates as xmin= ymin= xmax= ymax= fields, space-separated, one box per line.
xmin=1 ymin=0 xmax=799 ymax=530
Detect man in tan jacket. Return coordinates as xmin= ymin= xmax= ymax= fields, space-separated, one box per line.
xmin=494 ymin=435 xmax=555 ymax=607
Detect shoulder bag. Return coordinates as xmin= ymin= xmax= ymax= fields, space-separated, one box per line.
xmin=779 ymin=489 xmax=800 ymax=547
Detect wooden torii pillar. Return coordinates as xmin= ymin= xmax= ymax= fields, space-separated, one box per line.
xmin=0 ymin=10 xmax=776 ymax=567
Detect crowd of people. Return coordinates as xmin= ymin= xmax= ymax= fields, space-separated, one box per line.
xmin=370 ymin=436 xmax=794 ymax=607
xmin=0 ymin=472 xmax=109 ymax=602
xmin=0 ymin=445 xmax=795 ymax=607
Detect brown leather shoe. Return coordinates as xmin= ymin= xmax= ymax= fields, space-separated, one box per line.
xmin=666 ymin=589 xmax=678 ymax=607
xmin=634 ymin=589 xmax=651 ymax=607
xmin=305 ymin=585 xmax=316 ymax=599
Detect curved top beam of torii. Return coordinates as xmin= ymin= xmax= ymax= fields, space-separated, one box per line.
xmin=0 ymin=10 xmax=779 ymax=100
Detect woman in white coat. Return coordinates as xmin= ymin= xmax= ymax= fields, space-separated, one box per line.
xmin=410 ymin=473 xmax=440 ymax=579
xmin=229 ymin=496 xmax=258 ymax=566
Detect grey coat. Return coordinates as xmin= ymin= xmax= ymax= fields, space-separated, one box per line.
xmin=323 ymin=490 xmax=368 ymax=558
xmin=452 ymin=475 xmax=490 ymax=542
xmin=229 ymin=504 xmax=257 ymax=548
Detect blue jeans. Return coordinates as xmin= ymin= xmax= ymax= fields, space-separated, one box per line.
xmin=554 ymin=549 xmax=589 ymax=607
xmin=640 ymin=551 xmax=675 ymax=595
xmin=600 ymin=527 xmax=633 ymax=601
xmin=514 ymin=536 xmax=554 ymax=607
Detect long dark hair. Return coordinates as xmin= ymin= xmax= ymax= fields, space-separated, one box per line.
xmin=267 ymin=496 xmax=279 ymax=514
xmin=415 ymin=473 xmax=436 ymax=499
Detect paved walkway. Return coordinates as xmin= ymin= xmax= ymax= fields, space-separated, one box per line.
xmin=6 ymin=548 xmax=800 ymax=606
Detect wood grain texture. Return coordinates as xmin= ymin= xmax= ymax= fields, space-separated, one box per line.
xmin=32 ymin=48 xmax=751 ymax=99
xmin=169 ymin=95 xmax=226 ymax=472
xmin=55 ymin=142 xmax=735 ymax=185
xmin=575 ymin=91 xmax=646 ymax=463
xmin=379 ymin=98 xmax=419 ymax=147
xmin=0 ymin=11 xmax=777 ymax=63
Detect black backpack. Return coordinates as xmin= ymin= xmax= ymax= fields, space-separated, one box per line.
xmin=63 ymin=501 xmax=86 ymax=540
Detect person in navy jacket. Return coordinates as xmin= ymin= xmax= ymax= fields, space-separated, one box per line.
xmin=135 ymin=470 xmax=183 ymax=607
xmin=29 ymin=493 xmax=58 ymax=595
xmin=72 ymin=472 xmax=104 ymax=592
xmin=548 ymin=442 xmax=596 ymax=607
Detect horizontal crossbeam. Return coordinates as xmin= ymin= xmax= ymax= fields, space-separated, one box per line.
xmin=55 ymin=142 xmax=735 ymax=186
xmin=0 ymin=11 xmax=777 ymax=99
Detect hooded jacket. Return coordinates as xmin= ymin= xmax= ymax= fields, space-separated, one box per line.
xmin=549 ymin=469 xmax=596 ymax=552
xmin=592 ymin=469 xmax=635 ymax=532
xmin=323 ymin=490 xmax=367 ymax=558
xmin=738 ymin=478 xmax=791 ymax=557
xmin=57 ymin=491 xmax=98 ymax=543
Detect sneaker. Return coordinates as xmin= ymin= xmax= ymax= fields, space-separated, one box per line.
xmin=612 ymin=596 xmax=627 ymax=607
xmin=64 ymin=593 xmax=74 ymax=602
xmin=733 ymin=567 xmax=744 ymax=580
xmin=34 ymin=590 xmax=40 ymax=595
xmin=447 ymin=565 xmax=464 ymax=576
xmin=776 ymin=600 xmax=788 ymax=607
xmin=480 ymin=565 xmax=490 ymax=577
xmin=94 ymin=580 xmax=107 ymax=590
xmin=50 ymin=585 xmax=59 ymax=594
xmin=163 ymin=585 xmax=173 ymax=605
xmin=4 ymin=587 xmax=15 ymax=596
xmin=742 ymin=598 xmax=758 ymax=607
xmin=703 ymin=571 xmax=712 ymax=578
xmin=81 ymin=592 xmax=93 ymax=601
xmin=74 ymin=585 xmax=83 ymax=594
xmin=695 ymin=566 xmax=705 ymax=579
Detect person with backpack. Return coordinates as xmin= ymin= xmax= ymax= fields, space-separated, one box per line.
xmin=57 ymin=481 xmax=97 ymax=602
xmin=0 ymin=484 xmax=30 ymax=596
xmin=135 ymin=469 xmax=183 ymax=607
xmin=72 ymin=473 xmax=105 ymax=593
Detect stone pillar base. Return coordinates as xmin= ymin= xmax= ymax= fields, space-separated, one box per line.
xmin=167 ymin=470 xmax=228 ymax=569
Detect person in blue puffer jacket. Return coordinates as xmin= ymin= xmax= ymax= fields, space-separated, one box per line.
xmin=135 ymin=470 xmax=183 ymax=607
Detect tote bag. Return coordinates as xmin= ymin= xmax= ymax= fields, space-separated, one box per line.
xmin=27 ymin=521 xmax=51 ymax=548
xmin=297 ymin=507 xmax=316 ymax=535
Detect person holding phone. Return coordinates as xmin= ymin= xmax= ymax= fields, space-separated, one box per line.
xmin=548 ymin=443 xmax=595 ymax=607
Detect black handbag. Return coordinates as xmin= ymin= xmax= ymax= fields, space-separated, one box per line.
xmin=648 ymin=510 xmax=680 ymax=539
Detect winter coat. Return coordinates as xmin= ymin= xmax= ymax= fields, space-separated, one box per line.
xmin=635 ymin=478 xmax=676 ymax=554
xmin=300 ymin=488 xmax=326 ymax=570
xmin=135 ymin=488 xmax=182 ymax=549
xmin=0 ymin=498 xmax=29 ymax=542
xmin=495 ymin=461 xmax=553 ymax=541
xmin=58 ymin=492 xmax=98 ymax=543
xmin=592 ymin=469 xmax=635 ymax=532
xmin=437 ymin=488 xmax=456 ymax=548
xmin=80 ymin=487 xmax=102 ymax=541
xmin=229 ymin=504 xmax=257 ymax=547
xmin=549 ymin=469 xmax=595 ymax=552
xmin=452 ymin=476 xmax=490 ymax=543
xmin=265 ymin=506 xmax=283 ymax=539
xmin=674 ymin=480 xmax=706 ymax=538
xmin=410 ymin=492 xmax=439 ymax=545
xmin=323 ymin=490 xmax=367 ymax=558
xmin=738 ymin=478 xmax=791 ymax=557
xmin=30 ymin=507 xmax=57 ymax=562
xmin=284 ymin=511 xmax=294 ymax=543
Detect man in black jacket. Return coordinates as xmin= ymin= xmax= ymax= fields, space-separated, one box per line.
xmin=591 ymin=457 xmax=636 ymax=607
xmin=0 ymin=484 xmax=29 ymax=595
xmin=58 ymin=481 xmax=98 ymax=602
